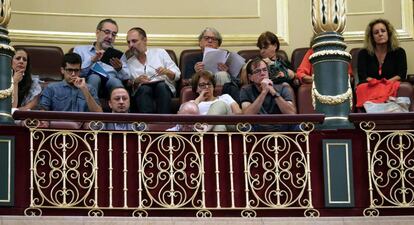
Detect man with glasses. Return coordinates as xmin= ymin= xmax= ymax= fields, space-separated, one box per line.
xmin=74 ymin=18 xmax=129 ymax=100
xmin=39 ymin=53 xmax=102 ymax=112
xmin=240 ymin=58 xmax=296 ymax=131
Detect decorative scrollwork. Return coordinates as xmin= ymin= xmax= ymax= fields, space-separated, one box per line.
xmin=359 ymin=121 xmax=376 ymax=132
xmin=299 ymin=122 xmax=315 ymax=133
xmin=32 ymin=131 xmax=96 ymax=208
xmin=132 ymin=209 xmax=148 ymax=217
xmin=367 ymin=132 xmax=414 ymax=208
xmin=86 ymin=121 xmax=104 ymax=131
xmin=246 ymin=133 xmax=311 ymax=209
xmin=24 ymin=207 xmax=42 ymax=216
xmin=132 ymin=122 xmax=147 ymax=132
xmin=304 ymin=208 xmax=320 ymax=217
xmin=88 ymin=208 xmax=104 ymax=217
xmin=194 ymin=122 xmax=209 ymax=133
xmin=0 ymin=76 xmax=13 ymax=100
xmin=312 ymin=77 xmax=353 ymax=109
xmin=241 ymin=209 xmax=257 ymax=218
xmin=363 ymin=208 xmax=379 ymax=217
xmin=141 ymin=134 xmax=203 ymax=208
xmin=196 ymin=209 xmax=212 ymax=218
xmin=236 ymin=123 xmax=252 ymax=133
xmin=24 ymin=118 xmax=41 ymax=129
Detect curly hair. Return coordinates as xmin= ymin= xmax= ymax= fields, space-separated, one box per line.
xmin=364 ymin=18 xmax=399 ymax=55
xmin=13 ymin=47 xmax=33 ymax=107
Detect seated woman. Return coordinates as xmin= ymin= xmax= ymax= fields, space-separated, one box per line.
xmin=256 ymin=31 xmax=295 ymax=85
xmin=355 ymin=18 xmax=407 ymax=109
xmin=183 ymin=27 xmax=234 ymax=86
xmin=12 ymin=47 xmax=42 ymax=111
xmin=189 ymin=70 xmax=242 ymax=131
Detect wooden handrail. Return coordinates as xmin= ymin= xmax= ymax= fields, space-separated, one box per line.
xmin=13 ymin=110 xmax=325 ymax=125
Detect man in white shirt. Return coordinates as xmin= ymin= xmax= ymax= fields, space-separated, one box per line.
xmin=124 ymin=27 xmax=181 ymax=114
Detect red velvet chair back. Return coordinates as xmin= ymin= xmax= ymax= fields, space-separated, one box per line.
xmin=290 ymin=47 xmax=309 ymax=71
xmin=13 ymin=45 xmax=64 ymax=82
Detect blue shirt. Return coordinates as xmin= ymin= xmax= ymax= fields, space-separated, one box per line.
xmin=39 ymin=80 xmax=100 ymax=112
xmin=73 ymin=45 xmax=130 ymax=81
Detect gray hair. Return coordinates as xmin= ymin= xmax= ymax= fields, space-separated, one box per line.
xmin=198 ymin=27 xmax=223 ymax=46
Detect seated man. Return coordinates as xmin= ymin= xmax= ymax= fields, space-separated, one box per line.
xmin=124 ymin=27 xmax=180 ymax=114
xmin=240 ymin=58 xmax=297 ymax=131
xmin=105 ymin=87 xmax=133 ymax=130
xmin=74 ymin=18 xmax=129 ymax=98
xmin=39 ymin=53 xmax=102 ymax=112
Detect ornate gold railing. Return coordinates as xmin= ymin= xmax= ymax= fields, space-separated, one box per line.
xmin=350 ymin=113 xmax=414 ymax=216
xmin=13 ymin=111 xmax=324 ymax=218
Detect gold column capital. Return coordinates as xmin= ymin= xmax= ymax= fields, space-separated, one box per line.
xmin=0 ymin=0 xmax=11 ymax=27
xmin=312 ymin=0 xmax=346 ymax=34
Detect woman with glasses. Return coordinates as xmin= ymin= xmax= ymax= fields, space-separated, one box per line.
xmin=188 ymin=70 xmax=242 ymax=131
xmin=183 ymin=27 xmax=238 ymax=87
xmin=11 ymin=47 xmax=42 ymax=111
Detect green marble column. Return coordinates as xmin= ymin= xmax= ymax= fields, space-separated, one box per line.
xmin=310 ymin=0 xmax=353 ymax=129
xmin=0 ymin=0 xmax=15 ymax=124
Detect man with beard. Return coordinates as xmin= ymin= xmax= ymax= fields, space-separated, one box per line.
xmin=39 ymin=53 xmax=102 ymax=112
xmin=74 ymin=18 xmax=129 ymax=98
xmin=123 ymin=27 xmax=180 ymax=113
xmin=105 ymin=87 xmax=134 ymax=130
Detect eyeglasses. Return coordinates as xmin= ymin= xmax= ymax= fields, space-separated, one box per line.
xmin=65 ymin=68 xmax=81 ymax=74
xmin=252 ymin=67 xmax=268 ymax=75
xmin=198 ymin=82 xmax=213 ymax=89
xmin=202 ymin=36 xmax=219 ymax=42
xmin=100 ymin=29 xmax=118 ymax=37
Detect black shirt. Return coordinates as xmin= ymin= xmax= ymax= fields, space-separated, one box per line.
xmin=357 ymin=47 xmax=407 ymax=84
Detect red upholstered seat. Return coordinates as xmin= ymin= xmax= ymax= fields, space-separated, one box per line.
xmin=13 ymin=45 xmax=64 ymax=83
xmin=237 ymin=49 xmax=261 ymax=61
xmin=296 ymin=84 xmax=316 ymax=114
xmin=349 ymin=48 xmax=362 ymax=85
xmin=290 ymin=47 xmax=310 ymax=71
xmin=165 ymin=49 xmax=178 ymax=66
xmin=179 ymin=49 xmax=202 ymax=80
xmin=237 ymin=49 xmax=289 ymax=62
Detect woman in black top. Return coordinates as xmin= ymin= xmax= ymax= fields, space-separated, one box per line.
xmin=355 ymin=18 xmax=407 ymax=108
xmin=357 ymin=18 xmax=407 ymax=83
